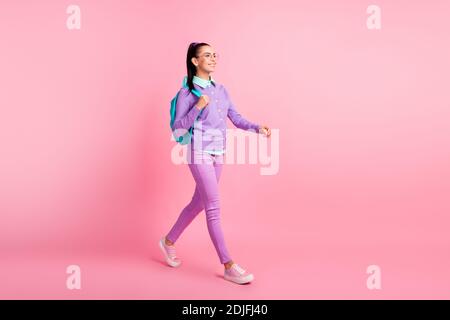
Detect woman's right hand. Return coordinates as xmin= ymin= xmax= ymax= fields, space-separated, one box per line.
xmin=195 ymin=95 xmax=209 ymax=110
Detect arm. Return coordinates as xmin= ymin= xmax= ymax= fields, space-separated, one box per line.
xmin=225 ymin=88 xmax=260 ymax=132
xmin=172 ymin=88 xmax=202 ymax=130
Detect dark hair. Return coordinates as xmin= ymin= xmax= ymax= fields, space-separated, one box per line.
xmin=186 ymin=42 xmax=210 ymax=92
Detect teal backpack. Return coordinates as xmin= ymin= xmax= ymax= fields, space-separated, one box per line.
xmin=170 ymin=76 xmax=204 ymax=145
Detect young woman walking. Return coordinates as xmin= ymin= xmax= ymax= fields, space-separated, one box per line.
xmin=160 ymin=42 xmax=271 ymax=284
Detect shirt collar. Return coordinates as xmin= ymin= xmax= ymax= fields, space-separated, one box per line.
xmin=193 ymin=75 xmax=215 ymax=88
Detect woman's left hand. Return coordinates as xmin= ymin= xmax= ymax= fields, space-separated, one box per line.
xmin=259 ymin=125 xmax=271 ymax=137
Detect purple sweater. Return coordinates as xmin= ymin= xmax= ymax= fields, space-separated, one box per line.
xmin=172 ymin=81 xmax=260 ymax=154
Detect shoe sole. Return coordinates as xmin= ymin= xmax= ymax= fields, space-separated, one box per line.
xmin=159 ymin=239 xmax=181 ymax=268
xmin=224 ymin=273 xmax=254 ymax=284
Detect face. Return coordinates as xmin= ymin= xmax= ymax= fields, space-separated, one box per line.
xmin=191 ymin=45 xmax=218 ymax=74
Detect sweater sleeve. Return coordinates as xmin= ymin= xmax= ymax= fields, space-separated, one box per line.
xmin=225 ymin=87 xmax=260 ymax=132
xmin=172 ymin=88 xmax=202 ymax=130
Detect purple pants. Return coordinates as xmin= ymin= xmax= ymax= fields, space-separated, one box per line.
xmin=166 ymin=149 xmax=232 ymax=264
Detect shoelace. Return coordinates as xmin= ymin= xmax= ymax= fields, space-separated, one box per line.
xmin=232 ymin=264 xmax=246 ymax=275
xmin=166 ymin=245 xmax=177 ymax=259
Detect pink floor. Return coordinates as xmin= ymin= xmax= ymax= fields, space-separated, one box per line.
xmin=2 ymin=236 xmax=449 ymax=299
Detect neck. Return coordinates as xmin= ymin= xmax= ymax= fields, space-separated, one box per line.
xmin=195 ymin=70 xmax=211 ymax=81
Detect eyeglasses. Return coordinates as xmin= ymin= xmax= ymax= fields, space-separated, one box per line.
xmin=196 ymin=53 xmax=220 ymax=60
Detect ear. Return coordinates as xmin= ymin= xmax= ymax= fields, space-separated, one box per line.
xmin=191 ymin=57 xmax=198 ymax=67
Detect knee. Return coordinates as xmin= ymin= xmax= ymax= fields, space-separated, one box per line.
xmin=204 ymin=199 xmax=221 ymax=219
xmin=187 ymin=196 xmax=203 ymax=210
xmin=181 ymin=198 xmax=203 ymax=217
xmin=192 ymin=202 xmax=204 ymax=213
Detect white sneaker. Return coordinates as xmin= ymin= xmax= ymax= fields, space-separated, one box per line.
xmin=224 ymin=263 xmax=254 ymax=284
xmin=159 ymin=237 xmax=181 ymax=268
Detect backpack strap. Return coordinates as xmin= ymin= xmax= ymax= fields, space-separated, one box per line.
xmin=171 ymin=77 xmax=204 ymax=144
xmin=191 ymin=88 xmax=202 ymax=97
xmin=182 ymin=76 xmax=202 ymax=98
xmin=181 ymin=76 xmax=204 ymax=128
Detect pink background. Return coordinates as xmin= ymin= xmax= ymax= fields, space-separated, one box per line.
xmin=1 ymin=0 xmax=449 ymax=299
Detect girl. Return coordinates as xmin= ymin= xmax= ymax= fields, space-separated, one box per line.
xmin=159 ymin=42 xmax=271 ymax=284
